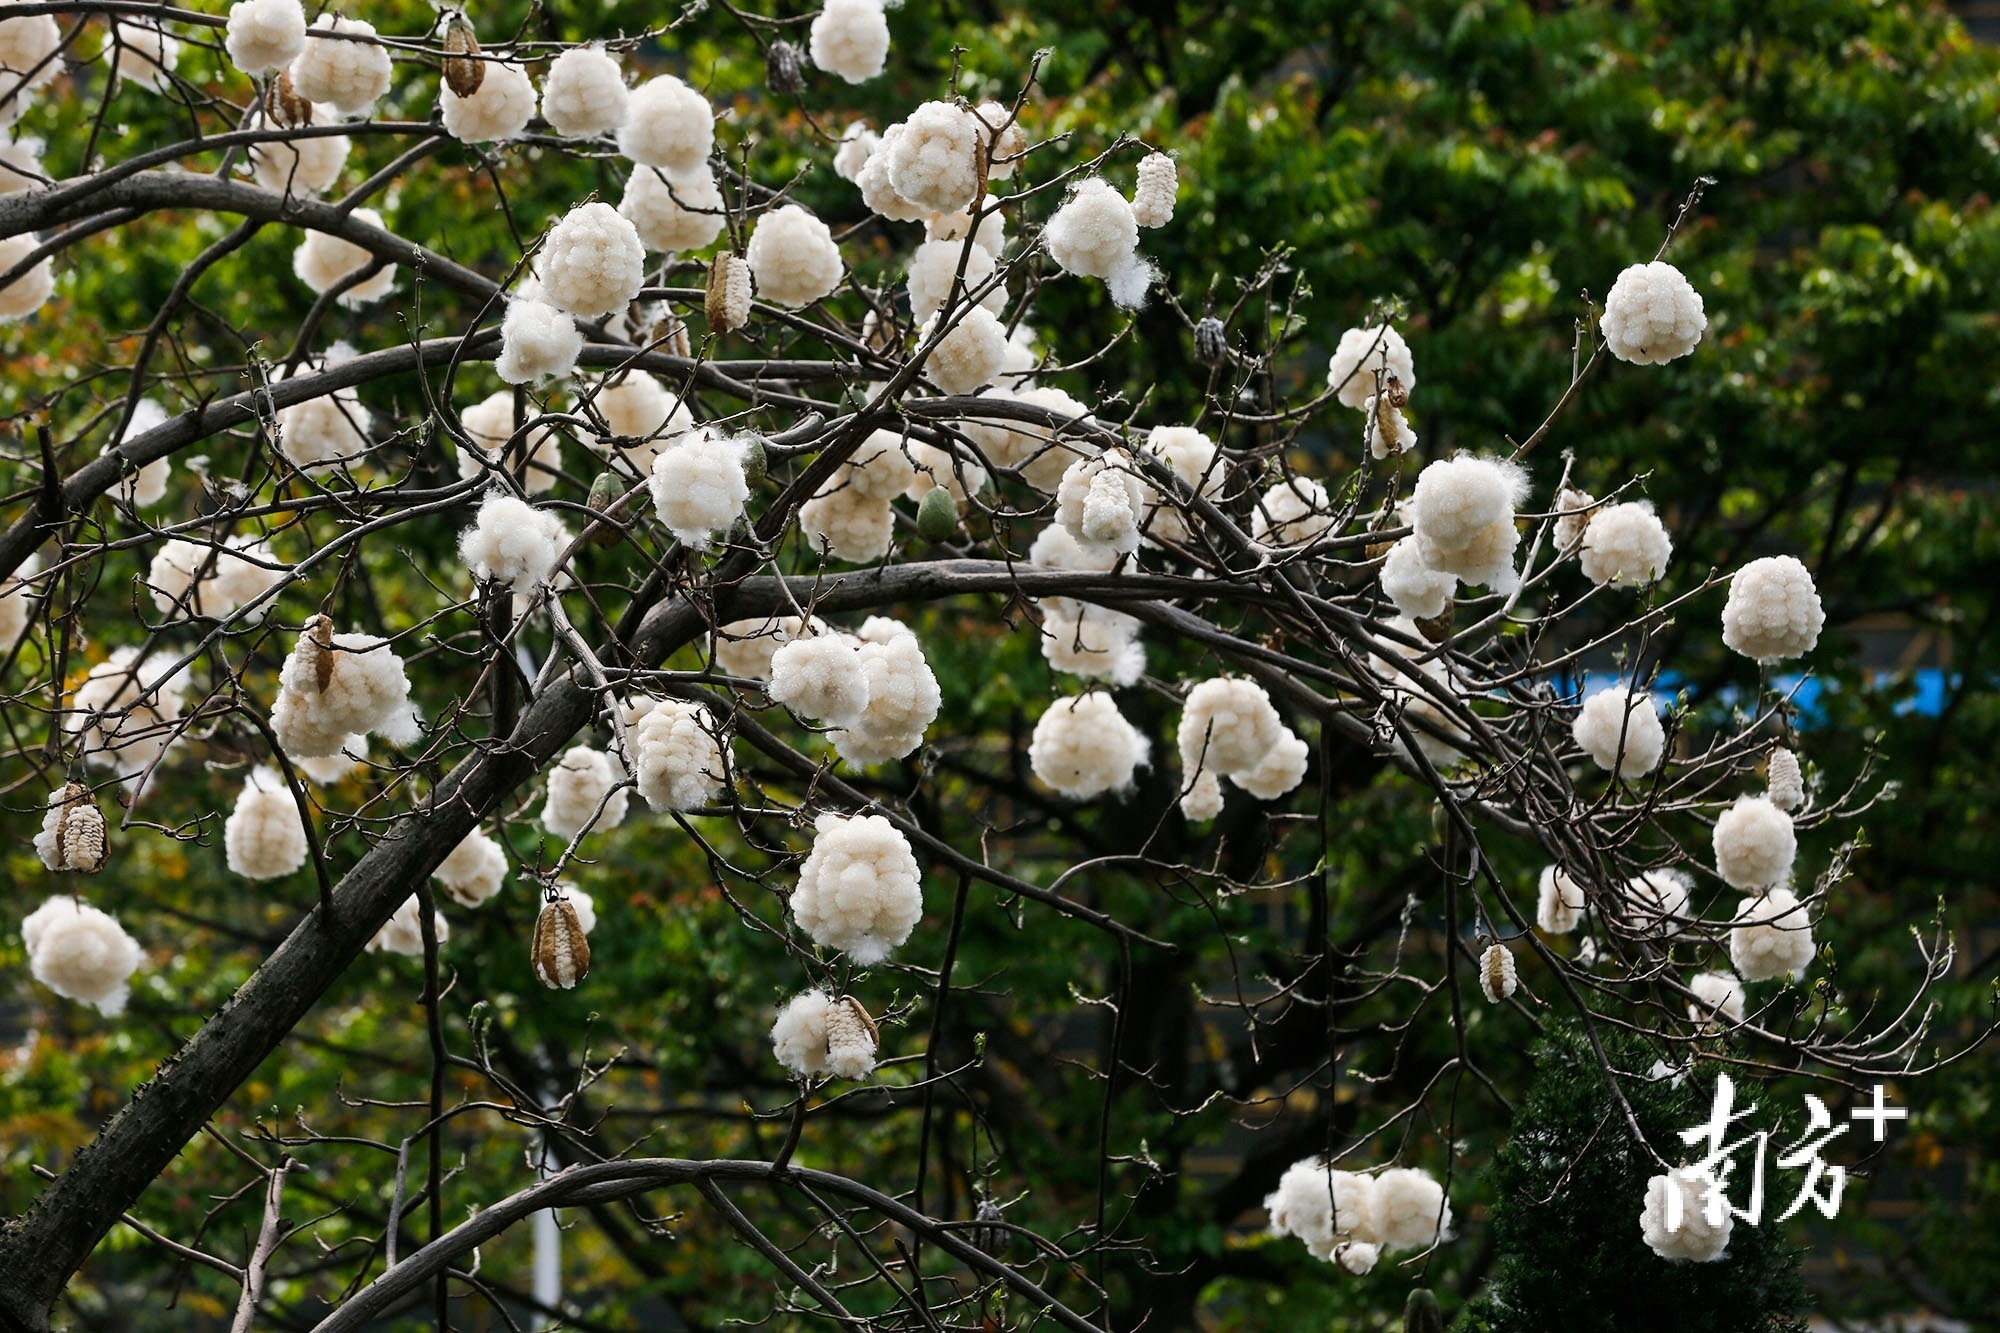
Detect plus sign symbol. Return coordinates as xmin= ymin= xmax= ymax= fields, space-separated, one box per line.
xmin=1851 ymin=1084 xmax=1908 ymax=1143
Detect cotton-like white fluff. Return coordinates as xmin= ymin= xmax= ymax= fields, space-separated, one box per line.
xmin=1579 ymin=500 xmax=1672 ymax=586
xmin=810 ymin=0 xmax=890 ymax=83
xmin=23 ymin=897 xmax=144 ymax=1015
xmin=278 ymin=386 xmax=371 ymax=471
xmin=647 ymin=427 xmax=749 ymax=547
xmin=1374 ymin=1167 xmax=1453 ymax=1252
xmin=223 ymin=766 xmax=309 ymax=881
xmin=1178 ymin=677 xmax=1284 ymax=779
xmin=1536 ymin=866 xmax=1586 ymax=934
xmin=541 ymin=45 xmax=628 ymax=137
xmin=926 ymin=198 xmax=1008 ymax=253
xmin=1139 ymin=426 xmax=1219 ymax=544
xmin=1721 ymin=555 xmax=1823 ymax=664
xmin=791 ymin=812 xmax=923 ymax=964
xmin=1712 ymin=795 xmax=1796 ymax=890
xmin=831 ymin=619 xmax=941 ymax=766
xmin=1056 ymin=450 xmax=1145 ymax=558
xmin=147 ymin=536 xmax=286 ymax=622
xmin=1408 ymin=455 xmax=1527 ymax=590
xmin=1045 ymin=178 xmax=1139 ymax=282
xmin=1553 ymin=485 xmax=1596 ymax=553
xmin=459 ymin=493 xmax=571 ymax=596
xmin=1234 ymin=729 xmax=1310 ymax=800
xmin=903 ymin=438 xmax=988 ymax=503
xmin=1621 ymin=868 xmax=1690 ymax=937
xmin=1688 ymin=971 xmax=1746 ymax=1026
xmin=771 ymin=990 xmax=879 ymax=1079
xmin=1601 ymin=261 xmax=1706 ymax=366
xmin=971 ymin=100 xmax=1025 ymax=181
xmin=1478 ymin=944 xmax=1517 ymax=1003
xmin=1362 ymin=388 xmax=1418 ymax=460
xmin=496 ymin=298 xmax=582 ymax=384
xmin=537 ymin=202 xmax=646 ymax=320
xmin=1252 ymin=477 xmax=1335 ymax=549
xmin=886 ymin=100 xmax=983 ymax=216
xmin=1730 ymin=887 xmax=1815 ymax=982
xmin=1265 ymin=1159 xmax=1380 ymax=1262
xmin=715 ymin=615 xmax=823 ymax=681
xmin=292 ymin=207 xmax=395 ymax=305
xmin=632 ymin=698 xmax=724 ymax=810
xmin=224 ymin=0 xmax=305 ymax=75
xmin=1028 ymin=693 xmax=1150 ymax=798
xmin=441 ymin=60 xmax=536 ymax=143
xmin=833 ymin=121 xmax=879 ymax=181
xmin=917 ymin=307 xmax=1009 ymax=397
xmin=1640 ymin=1167 xmax=1731 ymax=1262
xmin=0 ymin=551 xmax=38 ymax=653
xmin=618 ymin=75 xmax=713 ymax=173
xmin=1043 ymin=606 xmax=1145 ymax=686
xmin=541 ymin=744 xmax=629 ymax=840
xmin=293 ymin=732 xmax=367 ymax=785
xmin=855 ymin=124 xmax=927 ymax=222
xmin=905 ymin=238 xmax=1003 ymax=322
xmin=1129 ymin=151 xmax=1178 ymax=228
xmin=0 ymin=136 xmax=43 ymax=195
xmin=1766 ymin=747 xmax=1804 ymax=812
xmin=68 ymin=647 xmax=188 ymax=782
xmin=0 ymin=232 xmax=54 ymax=320
xmin=590 ymin=371 xmax=690 ymax=452
xmin=250 ymin=115 xmax=349 ymax=195
xmin=270 ymin=628 xmax=419 ymax=758
xmin=111 ymin=21 xmax=181 ymax=92
xmin=34 ymin=786 xmax=107 ymax=874
xmin=288 ymin=14 xmax=391 ymax=117
xmin=1180 ymin=769 xmax=1224 ymax=821
xmin=769 ymin=633 xmax=870 ymax=729
xmin=459 ymin=390 xmax=564 ymax=492
xmin=1380 ymin=535 xmax=1455 ymax=622
xmin=433 ymin=828 xmax=507 ymax=907
xmin=744 ymin=204 xmax=843 ymax=309
xmin=366 ymin=895 xmax=450 ymax=956
xmin=620 ymin=164 xmax=724 ymax=254
xmin=0 ymin=9 xmax=58 ymax=126
xmin=1572 ymin=686 xmax=1665 ymax=778
xmin=1325 ymin=324 xmax=1416 ymax=411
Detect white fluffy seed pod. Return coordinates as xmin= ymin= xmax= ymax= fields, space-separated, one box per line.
xmin=904 ymin=438 xmax=987 ymax=504
xmin=1478 ymin=944 xmax=1517 ymax=1003
xmin=1380 ymin=535 xmax=1455 ymax=622
xmin=1688 ymin=971 xmax=1746 ymax=1026
xmin=973 ymin=101 xmax=1025 ymax=181
xmin=1362 ymin=391 xmax=1418 ymax=460
xmin=917 ymin=307 xmax=1009 ymax=396
xmin=34 ymin=786 xmax=109 ymax=874
xmin=1325 ymin=324 xmax=1416 ymax=411
xmin=0 ymin=10 xmax=58 ymax=126
xmin=250 ymin=113 xmax=349 ymax=195
xmin=632 ymin=698 xmax=724 ymax=810
xmin=146 ymin=536 xmax=286 ymax=622
xmin=715 ymin=615 xmax=824 ymax=681
xmin=541 ymin=744 xmax=629 ymax=840
xmin=855 ymin=124 xmax=927 ymax=222
xmin=1042 ymin=607 xmax=1145 ymax=686
xmin=433 ymin=828 xmax=507 ymax=907
xmin=496 ymin=298 xmax=582 ymax=384
xmin=886 ymin=100 xmax=983 ymax=216
xmin=1721 ymin=555 xmax=1824 ymax=664
xmin=278 ymin=387 xmax=371 ymax=471
xmin=1730 ymin=887 xmax=1815 ymax=982
xmin=1180 ymin=768 xmax=1224 ymax=821
xmin=270 ymin=625 xmax=419 ymax=757
xmin=67 ymin=647 xmax=189 ymax=783
xmin=224 ymin=0 xmax=305 ymax=75
xmin=0 ymin=136 xmax=44 ymax=196
xmin=1572 ymin=686 xmax=1665 ymax=778
xmin=1579 ymin=500 xmax=1672 ymax=586
xmin=1601 ymin=261 xmax=1706 ymax=366
xmin=111 ymin=21 xmax=181 ymax=92
xmin=223 ymin=765 xmax=309 ymax=881
xmin=1409 ymin=455 xmax=1527 ymax=590
xmin=459 ymin=493 xmax=571 ymax=596
xmin=618 ymin=75 xmax=713 ymax=172
xmin=292 ymin=207 xmax=395 ymax=305
xmin=1139 ymin=426 xmax=1219 ymax=545
xmin=647 ymin=427 xmax=749 ymax=547
xmin=1045 ymin=178 xmax=1139 ymax=281
xmin=292 ymin=733 xmax=367 ymax=785
xmin=771 ymin=989 xmax=880 ymax=1079
xmin=537 ymin=202 xmax=646 ymax=320
xmin=1766 ymin=747 xmax=1804 ymax=812
xmin=1374 ymin=1167 xmax=1454 ymax=1252
xmin=366 ymin=895 xmax=449 ymax=957
xmin=1621 ymin=868 xmax=1690 ymax=937
xmin=906 ymin=238 xmax=1003 ymax=323
xmin=1056 ymin=450 xmax=1145 ymax=558
xmin=1178 ymin=677 xmax=1283 ymax=778
xmin=927 ymin=199 xmax=1007 ymax=252
xmin=1639 ymin=1167 xmax=1731 ymax=1263
xmin=1029 ymin=692 xmax=1150 ymax=799
xmin=620 ymin=164 xmax=724 ymax=254
xmin=769 ymin=632 xmax=870 ymax=729
xmin=22 ymin=897 xmax=143 ymax=1015
xmin=830 ymin=619 xmax=941 ymax=766
xmin=1252 ymin=476 xmax=1335 ymax=549
xmin=1552 ymin=485 xmax=1596 ymax=553
xmin=833 ymin=121 xmax=879 ymax=181
xmin=744 ymin=204 xmax=843 ymax=309
xmin=1536 ymin=866 xmax=1586 ymax=934
xmin=459 ymin=390 xmax=564 ymax=492
xmin=822 ymin=994 xmax=880 ymax=1078
xmin=810 ymin=0 xmax=890 ymax=83
xmin=0 ymin=232 xmax=55 ymax=320
xmin=1712 ymin=794 xmax=1796 ymax=891
xmin=1130 ymin=152 xmax=1177 ymax=228
xmin=440 ymin=59 xmax=536 ymax=143
xmin=791 ymin=812 xmax=923 ymax=964
xmin=541 ymin=44 xmax=628 ymax=137
xmin=589 ymin=371 xmax=689 ymax=451
xmin=1233 ymin=728 xmax=1309 ymax=801
xmin=288 ymin=14 xmax=391 ymax=117
xmin=1265 ymin=1158 xmax=1380 ymax=1259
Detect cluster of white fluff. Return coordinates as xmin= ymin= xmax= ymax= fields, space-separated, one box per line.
xmin=1730 ymin=886 xmax=1815 ymax=982
xmin=458 ymin=494 xmax=571 ymax=597
xmin=709 ymin=253 xmax=753 ymax=331
xmin=619 ymin=75 xmax=713 ymax=172
xmin=1408 ymin=455 xmax=1526 ymax=591
xmin=1639 ymin=1166 xmax=1731 ymax=1262
xmin=22 ymin=897 xmax=144 ymax=1016
xmin=1326 ymin=325 xmax=1415 ymax=411
xmin=68 ymin=647 xmax=189 ymax=784
xmin=884 ymin=100 xmax=983 ymax=215
xmin=1252 ymin=477 xmax=1335 ymax=549
xmin=770 ymin=990 xmax=879 ymax=1079
xmin=810 ymin=0 xmax=890 ymax=83
xmin=1055 ymin=450 xmax=1146 ymax=558
xmin=459 ymin=390 xmax=564 ymax=491
xmin=1536 ymin=865 xmax=1586 ymax=934
xmin=1601 ymin=261 xmax=1706 ymax=365
xmin=367 ymin=895 xmax=449 ymax=957
xmin=621 ymin=164 xmax=724 ymax=254
xmin=250 ymin=113 xmax=349 ymax=195
xmin=441 ymin=61 xmax=537 ymax=143
xmin=1479 ymin=943 xmax=1518 ymax=1002
xmin=833 ymin=121 xmax=880 ymax=182
xmin=853 ymin=123 xmax=927 ymax=221
xmin=1552 ymin=485 xmax=1596 ymax=552
xmin=745 ymin=205 xmax=844 ymax=308
xmin=111 ymin=21 xmax=181 ymax=92
xmin=715 ymin=614 xmax=823 ymax=681
xmin=1029 ymin=693 xmax=1150 ymax=799
xmin=540 ymin=44 xmax=627 ymax=136
xmin=293 ymin=207 xmax=396 ymax=306
xmin=292 ymin=732 xmax=368 ymax=785
xmin=278 ymin=386 xmax=372 ymax=471
xmin=1139 ymin=426 xmax=1219 ymax=544
xmin=1266 ymin=1160 xmax=1451 ymax=1272
xmin=769 ymin=631 xmax=870 ymax=729
xmin=906 ymin=238 xmax=1004 ymax=323
xmin=965 ymin=386 xmax=1095 ymax=491
xmin=1712 ymin=794 xmax=1795 ymax=890
xmin=270 ymin=627 xmax=420 ymax=759
xmin=1379 ymin=535 xmax=1456 ymax=622
xmin=147 ymin=536 xmax=286 ymax=623
xmin=224 ymin=0 xmax=307 ymax=75
xmin=289 ymin=14 xmax=391 ymax=117
xmin=1721 ymin=555 xmax=1823 ymax=664
xmin=34 ymin=786 xmax=108 ymax=874
xmin=1130 ymin=152 xmax=1177 ymax=229
xmin=1572 ymin=685 xmax=1665 ymax=778
xmin=1579 ymin=500 xmax=1672 ymax=586
xmin=1176 ymin=677 xmax=1308 ymax=818
xmin=648 ymin=427 xmax=750 ymax=547
xmin=917 ymin=307 xmax=1009 ymax=396
xmin=0 ymin=552 xmax=38 ymax=654
xmin=904 ymin=438 xmax=987 ymax=505
xmin=496 ymin=296 xmax=582 ymax=383
xmin=1370 ymin=617 xmax=1467 ymax=766
xmin=1766 ymin=746 xmax=1804 ymax=812
xmin=223 ymin=766 xmax=309 ymax=881
xmin=1044 ymin=178 xmax=1155 ymax=308
xmin=631 ymin=698 xmax=724 ymax=810
xmin=433 ymin=828 xmax=508 ymax=907
xmin=541 ymin=744 xmax=629 ymax=840
xmin=1688 ymin=971 xmax=1746 ymax=1027
xmin=831 ymin=618 xmax=942 ymax=766
xmin=587 ymin=371 xmax=693 ymax=470
xmin=0 ymin=137 xmax=44 ymax=196
xmin=792 ymin=812 xmax=924 ymax=963
xmin=0 ymin=232 xmax=55 ymax=320
xmin=800 ymin=431 xmax=917 ymax=562
xmin=1621 ymin=868 xmax=1690 ymax=937
xmin=538 ymin=203 xmax=646 ymax=320
xmin=1029 ymin=523 xmax=1145 ymax=686
xmin=0 ymin=8 xmax=60 ymax=126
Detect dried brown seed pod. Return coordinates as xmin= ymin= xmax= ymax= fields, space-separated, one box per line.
xmin=830 ymin=994 xmax=878 ymax=1045
xmin=968 ymin=1199 xmax=1009 ymax=1258
xmin=265 ymin=69 xmax=312 ymax=129
xmin=1383 ymin=371 xmax=1410 ymax=410
xmin=532 ymin=890 xmax=591 ymax=990
xmin=1479 ymin=942 xmax=1518 ymax=1003
xmin=300 ymin=614 xmax=337 ymax=693
xmin=1193 ymin=315 xmax=1227 ymax=367
xmin=705 ymin=254 xmax=751 ymax=334
xmin=764 ymin=40 xmax=805 ymax=95
xmin=647 ymin=311 xmax=693 ymax=359
xmin=1414 ymin=602 xmax=1454 ymax=644
xmin=441 ymin=12 xmax=485 ymax=99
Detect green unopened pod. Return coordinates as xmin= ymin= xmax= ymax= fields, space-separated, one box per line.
xmin=740 ymin=434 xmax=768 ymax=484
xmin=586 ymin=471 xmax=626 ymax=547
xmin=916 ymin=484 xmax=958 ymax=543
xmin=1403 ymin=1288 xmax=1444 ymax=1333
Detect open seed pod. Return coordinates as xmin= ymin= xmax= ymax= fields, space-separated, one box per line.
xmin=441 ymin=12 xmax=485 ymax=98
xmin=531 ymin=887 xmax=591 ymax=989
